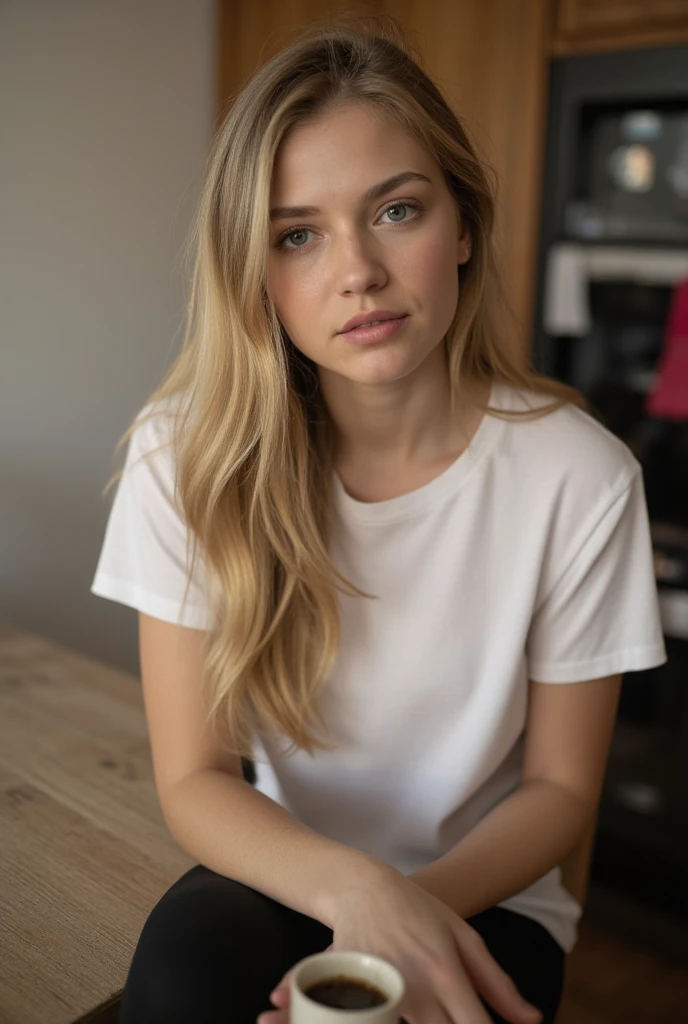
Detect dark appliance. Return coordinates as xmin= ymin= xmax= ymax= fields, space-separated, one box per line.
xmin=533 ymin=44 xmax=688 ymax=934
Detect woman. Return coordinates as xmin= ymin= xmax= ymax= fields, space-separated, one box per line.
xmin=92 ymin=17 xmax=667 ymax=1024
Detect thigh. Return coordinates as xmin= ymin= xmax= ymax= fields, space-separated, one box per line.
xmin=118 ymin=864 xmax=333 ymax=1024
xmin=465 ymin=907 xmax=566 ymax=1024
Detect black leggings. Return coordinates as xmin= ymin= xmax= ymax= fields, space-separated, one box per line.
xmin=118 ymin=864 xmax=565 ymax=1024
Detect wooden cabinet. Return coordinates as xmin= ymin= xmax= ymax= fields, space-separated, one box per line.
xmin=552 ymin=0 xmax=688 ymax=55
xmin=216 ymin=1 xmax=688 ymax=359
xmin=217 ymin=0 xmax=551 ymax=365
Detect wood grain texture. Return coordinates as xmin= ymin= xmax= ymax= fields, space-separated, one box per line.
xmin=0 ymin=624 xmax=195 ymax=1024
xmin=74 ymin=993 xmax=121 ymax=1024
xmin=557 ymin=0 xmax=688 ymax=36
xmin=217 ymin=0 xmax=552 ymax=365
xmin=552 ymin=0 xmax=688 ymax=54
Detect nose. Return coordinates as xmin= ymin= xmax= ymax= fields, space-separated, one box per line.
xmin=333 ymin=233 xmax=388 ymax=294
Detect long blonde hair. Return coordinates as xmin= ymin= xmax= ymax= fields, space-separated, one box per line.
xmin=105 ymin=15 xmax=589 ymax=762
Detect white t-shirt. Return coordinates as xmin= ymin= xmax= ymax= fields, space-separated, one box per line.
xmin=91 ymin=380 xmax=667 ymax=953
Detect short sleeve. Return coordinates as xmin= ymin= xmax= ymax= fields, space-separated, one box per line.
xmin=91 ymin=407 xmax=214 ymax=630
xmin=526 ymin=468 xmax=667 ymax=683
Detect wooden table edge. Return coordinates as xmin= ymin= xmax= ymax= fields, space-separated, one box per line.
xmin=74 ymin=991 xmax=122 ymax=1023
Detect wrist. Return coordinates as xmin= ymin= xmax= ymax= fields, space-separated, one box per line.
xmin=314 ymin=847 xmax=396 ymax=929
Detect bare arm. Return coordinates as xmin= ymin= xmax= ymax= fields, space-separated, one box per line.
xmin=140 ymin=613 xmax=545 ymax=1024
xmin=139 ymin=613 xmax=385 ymax=929
xmin=164 ymin=768 xmax=383 ymax=926
xmin=409 ymin=674 xmax=622 ymax=918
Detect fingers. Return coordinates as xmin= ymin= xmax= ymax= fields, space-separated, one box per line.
xmin=259 ymin=946 xmax=331 ymax=1022
xmin=257 ymin=1011 xmax=288 ymax=1024
xmin=268 ymin=969 xmax=293 ymax=1005
xmin=256 ymin=987 xmax=289 ymax=1024
xmin=270 ymin=945 xmax=330 ymax=1004
xmin=268 ymin=986 xmax=289 ymax=1007
xmin=453 ymin=926 xmax=542 ymax=1024
xmin=424 ymin=955 xmax=495 ymax=1024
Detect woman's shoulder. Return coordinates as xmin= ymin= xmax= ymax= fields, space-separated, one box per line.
xmin=118 ymin=393 xmax=192 ymax=504
xmin=493 ymin=380 xmax=641 ymax=497
xmin=129 ymin=392 xmax=188 ymax=460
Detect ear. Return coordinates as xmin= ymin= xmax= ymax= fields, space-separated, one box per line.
xmin=457 ymin=220 xmax=472 ymax=266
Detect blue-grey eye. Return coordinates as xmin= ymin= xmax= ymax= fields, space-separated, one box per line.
xmin=384 ymin=202 xmax=405 ymax=221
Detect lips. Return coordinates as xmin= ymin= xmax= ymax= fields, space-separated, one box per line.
xmin=338 ymin=314 xmax=410 ymax=346
xmin=338 ymin=310 xmax=407 ymax=334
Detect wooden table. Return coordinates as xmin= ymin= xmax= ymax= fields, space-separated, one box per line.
xmin=0 ymin=624 xmax=195 ymax=1024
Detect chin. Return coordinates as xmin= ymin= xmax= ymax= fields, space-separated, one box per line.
xmin=346 ymin=365 xmax=418 ymax=387
xmin=347 ymin=348 xmax=429 ymax=386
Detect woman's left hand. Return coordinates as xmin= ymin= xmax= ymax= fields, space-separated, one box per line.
xmin=257 ymin=944 xmax=333 ymax=1024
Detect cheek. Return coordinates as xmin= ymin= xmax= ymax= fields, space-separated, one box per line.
xmin=267 ymin=261 xmax=323 ymax=324
xmin=406 ymin=234 xmax=460 ymax=318
xmin=266 ymin=265 xmax=325 ymax=361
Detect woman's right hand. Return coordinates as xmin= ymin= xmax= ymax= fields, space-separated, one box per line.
xmin=261 ymin=863 xmax=543 ymax=1024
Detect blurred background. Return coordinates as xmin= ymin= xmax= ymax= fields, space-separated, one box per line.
xmin=2 ymin=2 xmax=687 ymax=1022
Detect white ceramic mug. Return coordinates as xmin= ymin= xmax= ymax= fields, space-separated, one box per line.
xmin=289 ymin=949 xmax=405 ymax=1024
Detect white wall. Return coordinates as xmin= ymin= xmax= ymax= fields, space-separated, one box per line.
xmin=0 ymin=0 xmax=217 ymax=674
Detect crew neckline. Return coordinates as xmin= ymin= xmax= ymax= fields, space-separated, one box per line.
xmin=332 ymin=380 xmax=507 ymax=523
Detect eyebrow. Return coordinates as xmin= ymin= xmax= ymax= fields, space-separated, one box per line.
xmin=269 ymin=170 xmax=433 ymax=221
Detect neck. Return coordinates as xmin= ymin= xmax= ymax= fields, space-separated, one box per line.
xmin=319 ymin=345 xmax=485 ymax=472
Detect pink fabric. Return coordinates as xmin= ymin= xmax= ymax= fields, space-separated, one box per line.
xmin=646 ymin=277 xmax=688 ymax=421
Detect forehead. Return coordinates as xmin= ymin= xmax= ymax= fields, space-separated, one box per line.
xmin=269 ymin=103 xmax=436 ymax=201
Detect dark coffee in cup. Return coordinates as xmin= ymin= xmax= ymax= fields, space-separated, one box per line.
xmin=304 ymin=974 xmax=388 ymax=1010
